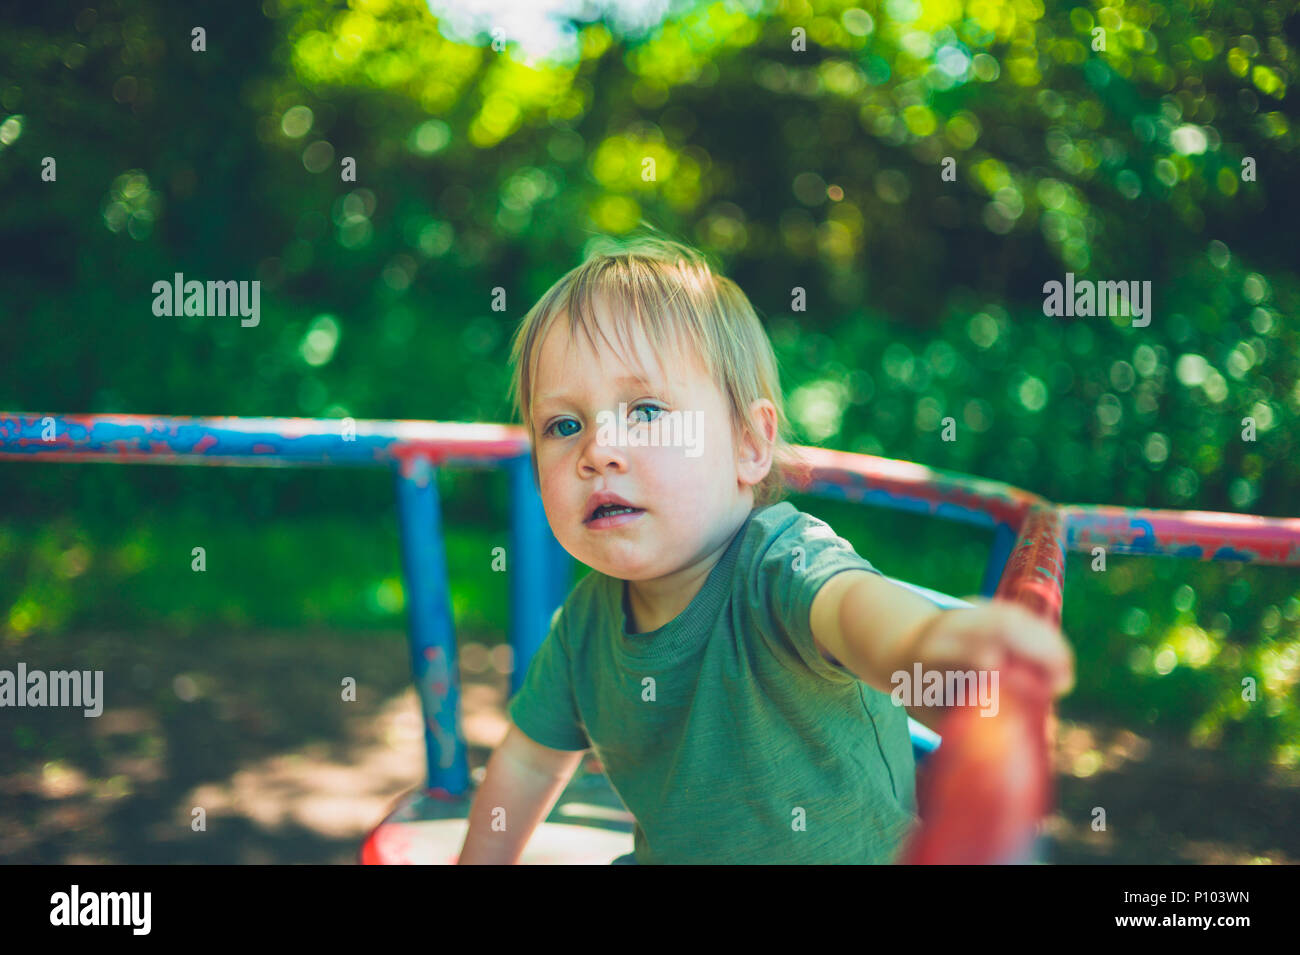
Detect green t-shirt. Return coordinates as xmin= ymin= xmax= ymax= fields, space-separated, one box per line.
xmin=507 ymin=501 xmax=919 ymax=864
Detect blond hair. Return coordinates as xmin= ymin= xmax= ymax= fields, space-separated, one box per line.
xmin=507 ymin=230 xmax=807 ymax=507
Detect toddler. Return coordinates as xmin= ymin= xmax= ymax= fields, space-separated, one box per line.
xmin=457 ymin=232 xmax=1072 ymax=864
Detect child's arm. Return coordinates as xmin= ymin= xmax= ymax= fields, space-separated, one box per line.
xmin=456 ymin=721 xmax=587 ymax=864
xmin=810 ymin=570 xmax=1074 ymax=707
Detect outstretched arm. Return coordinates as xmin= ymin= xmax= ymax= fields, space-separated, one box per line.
xmin=810 ymin=570 xmax=1073 ymax=709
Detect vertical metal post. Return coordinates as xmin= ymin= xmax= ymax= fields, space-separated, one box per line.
xmin=992 ymin=504 xmax=1067 ymax=864
xmin=548 ymin=520 xmax=574 ymax=627
xmin=980 ymin=522 xmax=1018 ymax=598
xmin=394 ymin=454 xmax=468 ymax=798
xmin=506 ymin=454 xmax=570 ymax=695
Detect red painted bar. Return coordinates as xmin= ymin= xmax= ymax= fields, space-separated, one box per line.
xmin=792 ymin=445 xmax=1045 ymax=531
xmin=901 ymin=504 xmax=1064 ymax=865
xmin=993 ymin=504 xmax=1068 ymax=623
xmin=1062 ymin=503 xmax=1300 ymax=566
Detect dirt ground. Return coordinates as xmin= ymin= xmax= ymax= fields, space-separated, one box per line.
xmin=1 ymin=628 xmax=1296 ymax=864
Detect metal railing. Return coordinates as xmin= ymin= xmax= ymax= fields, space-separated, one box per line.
xmin=5 ymin=411 xmax=1298 ymax=863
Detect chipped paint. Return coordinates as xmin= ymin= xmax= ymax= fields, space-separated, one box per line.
xmin=1064 ymin=504 xmax=1300 ymax=566
xmin=0 ymin=412 xmax=530 ymax=468
xmin=994 ymin=505 xmax=1067 ymax=624
xmin=796 ymin=445 xmax=1042 ymax=532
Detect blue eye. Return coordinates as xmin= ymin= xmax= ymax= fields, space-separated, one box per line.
xmin=544 ymin=418 xmax=579 ymax=438
xmin=542 ymin=403 xmax=664 ymax=438
xmin=631 ymin=403 xmax=664 ymax=423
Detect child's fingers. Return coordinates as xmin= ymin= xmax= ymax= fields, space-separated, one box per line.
xmin=1001 ymin=614 xmax=1071 ymax=664
xmin=949 ymin=603 xmax=1075 ymax=696
xmin=1002 ymin=622 xmax=1074 ymax=696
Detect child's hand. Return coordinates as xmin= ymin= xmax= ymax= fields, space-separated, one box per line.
xmin=911 ymin=599 xmax=1074 ymax=697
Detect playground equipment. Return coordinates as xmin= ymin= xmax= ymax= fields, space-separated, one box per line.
xmin=3 ymin=411 xmax=1298 ymax=864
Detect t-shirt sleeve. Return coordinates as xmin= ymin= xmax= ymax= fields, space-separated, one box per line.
xmin=750 ymin=512 xmax=885 ymax=684
xmin=506 ymin=604 xmax=591 ymax=751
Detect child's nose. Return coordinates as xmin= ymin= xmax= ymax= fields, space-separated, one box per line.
xmin=579 ymin=431 xmax=627 ymax=474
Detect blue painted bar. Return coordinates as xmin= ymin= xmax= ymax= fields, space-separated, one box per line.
xmin=979 ymin=522 xmax=1018 ymax=598
xmin=395 ymin=456 xmax=468 ymax=798
xmin=909 ymin=719 xmax=942 ymax=764
xmin=547 ymin=525 xmax=574 ymax=629
xmin=804 ymin=478 xmax=1004 ymax=531
xmin=0 ymin=412 xmax=527 ymax=468
xmin=506 ymin=455 xmax=554 ymax=698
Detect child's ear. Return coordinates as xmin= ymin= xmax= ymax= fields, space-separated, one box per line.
xmin=736 ymin=399 xmax=777 ymax=487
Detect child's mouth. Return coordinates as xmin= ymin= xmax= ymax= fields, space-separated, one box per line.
xmin=586 ymin=504 xmax=646 ymax=528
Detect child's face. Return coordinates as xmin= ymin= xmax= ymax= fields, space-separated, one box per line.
xmin=529 ymin=304 xmax=760 ymax=582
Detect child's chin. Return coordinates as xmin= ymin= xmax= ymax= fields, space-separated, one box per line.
xmin=588 ymin=553 xmax=659 ymax=581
